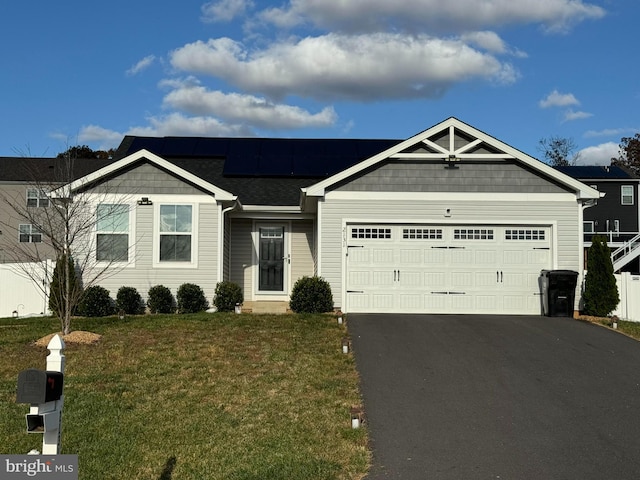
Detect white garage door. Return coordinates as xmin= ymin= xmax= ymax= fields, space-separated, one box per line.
xmin=345 ymin=224 xmax=551 ymax=314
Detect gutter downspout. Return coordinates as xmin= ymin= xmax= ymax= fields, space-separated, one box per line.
xmin=217 ymin=199 xmax=238 ymax=284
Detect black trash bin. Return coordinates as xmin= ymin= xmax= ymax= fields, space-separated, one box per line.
xmin=540 ymin=270 xmax=579 ymax=317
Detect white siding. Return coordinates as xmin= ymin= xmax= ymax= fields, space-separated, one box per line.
xmin=291 ymin=220 xmax=315 ymax=284
xmin=319 ymin=193 xmax=581 ymax=312
xmin=229 ymin=218 xmax=253 ymax=299
xmin=92 ymin=200 xmax=219 ymax=304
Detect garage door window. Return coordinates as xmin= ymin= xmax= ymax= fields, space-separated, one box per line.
xmin=351 ymin=227 xmax=391 ymax=239
xmin=402 ymin=228 xmax=443 ymax=239
xmin=505 ymin=229 xmax=546 ymax=241
xmin=454 ymin=228 xmax=494 ymax=240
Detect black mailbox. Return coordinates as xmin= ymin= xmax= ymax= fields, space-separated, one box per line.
xmin=16 ymin=369 xmax=64 ymax=404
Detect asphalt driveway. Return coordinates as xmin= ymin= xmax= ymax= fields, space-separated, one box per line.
xmin=348 ymin=314 xmax=640 ymax=479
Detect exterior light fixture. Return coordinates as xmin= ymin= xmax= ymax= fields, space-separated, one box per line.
xmin=137 ymin=197 xmax=153 ymax=206
xmin=350 ymin=406 xmax=364 ymax=429
xmin=342 ymin=337 xmax=350 ymax=354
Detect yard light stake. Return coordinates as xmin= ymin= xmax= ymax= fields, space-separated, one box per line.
xmin=342 ymin=337 xmax=350 ymax=354
xmin=350 ymin=407 xmax=363 ymax=429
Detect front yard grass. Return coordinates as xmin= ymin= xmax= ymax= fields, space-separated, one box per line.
xmin=0 ymin=313 xmax=367 ymax=480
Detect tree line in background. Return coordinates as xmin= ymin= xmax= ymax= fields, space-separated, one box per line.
xmin=539 ymin=132 xmax=640 ymax=176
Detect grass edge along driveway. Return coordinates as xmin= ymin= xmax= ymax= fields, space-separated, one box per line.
xmin=0 ymin=313 xmax=367 ymax=480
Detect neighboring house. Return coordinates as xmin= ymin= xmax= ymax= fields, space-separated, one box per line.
xmin=555 ymin=165 xmax=640 ymax=273
xmin=0 ymin=156 xmax=112 ymax=263
xmin=0 ymin=118 xmax=600 ymax=315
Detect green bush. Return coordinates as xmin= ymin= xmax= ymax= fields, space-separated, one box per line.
xmin=289 ymin=276 xmax=334 ymax=313
xmin=147 ymin=285 xmax=175 ymax=314
xmin=78 ymin=285 xmax=114 ymax=317
xmin=583 ymin=235 xmax=620 ymax=316
xmin=177 ymin=283 xmax=208 ymax=314
xmin=116 ymin=286 xmax=144 ymax=315
xmin=213 ymin=281 xmax=244 ymax=312
xmin=48 ymin=255 xmax=81 ymax=318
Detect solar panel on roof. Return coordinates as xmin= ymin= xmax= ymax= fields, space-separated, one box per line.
xmin=222 ymin=138 xmax=262 ymax=175
xmin=128 ymin=137 xmax=166 ymax=155
xmin=159 ymin=137 xmax=199 ymax=156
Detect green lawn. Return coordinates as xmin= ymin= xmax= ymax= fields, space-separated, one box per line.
xmin=0 ymin=313 xmax=367 ymax=480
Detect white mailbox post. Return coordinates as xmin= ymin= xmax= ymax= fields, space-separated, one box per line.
xmin=16 ymin=334 xmax=66 ymax=455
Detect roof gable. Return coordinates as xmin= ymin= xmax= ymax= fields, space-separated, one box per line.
xmin=57 ymin=149 xmax=236 ymax=201
xmin=304 ymin=117 xmax=600 ymax=200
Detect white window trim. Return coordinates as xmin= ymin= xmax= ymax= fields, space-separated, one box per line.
xmin=583 ymin=221 xmax=595 ymax=234
xmin=93 ymin=201 xmax=136 ymax=268
xmin=153 ymin=202 xmax=199 ymax=269
xmin=26 ymin=188 xmax=49 ymax=208
xmin=621 ymin=185 xmax=634 ymax=205
xmin=18 ymin=224 xmax=42 ymax=243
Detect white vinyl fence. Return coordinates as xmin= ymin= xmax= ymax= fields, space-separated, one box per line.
xmin=613 ymin=272 xmax=640 ymax=322
xmin=0 ymin=261 xmax=53 ymax=318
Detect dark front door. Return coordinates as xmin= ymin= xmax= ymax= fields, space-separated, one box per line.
xmin=259 ymin=226 xmax=284 ymax=292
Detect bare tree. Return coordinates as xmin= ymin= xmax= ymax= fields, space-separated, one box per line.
xmin=0 ymin=153 xmax=132 ymax=334
xmin=611 ymin=133 xmax=640 ymax=176
xmin=538 ymin=136 xmax=581 ymax=166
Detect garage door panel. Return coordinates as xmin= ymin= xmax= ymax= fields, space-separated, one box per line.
xmin=373 ymin=270 xmax=394 ymax=286
xmin=346 ymin=224 xmax=551 ymax=314
xmin=373 ymin=248 xmax=395 ymax=264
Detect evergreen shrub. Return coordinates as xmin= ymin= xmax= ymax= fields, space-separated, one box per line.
xmin=177 ymin=283 xmax=208 ymax=313
xmin=583 ymin=235 xmax=620 ymax=317
xmin=48 ymin=255 xmax=81 ymax=318
xmin=147 ymin=285 xmax=175 ymax=314
xmin=116 ymin=286 xmax=144 ymax=315
xmin=289 ymin=276 xmax=333 ymax=313
xmin=78 ymin=285 xmax=114 ymax=317
xmin=213 ymin=281 xmax=244 ymax=312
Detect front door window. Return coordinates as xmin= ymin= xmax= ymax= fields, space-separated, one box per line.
xmin=259 ymin=227 xmax=284 ymax=292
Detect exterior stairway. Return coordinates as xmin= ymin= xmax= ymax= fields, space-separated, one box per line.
xmin=611 ymin=233 xmax=640 ymax=271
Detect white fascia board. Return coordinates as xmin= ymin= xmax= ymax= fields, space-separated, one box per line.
xmin=55 ymin=149 xmax=237 ymax=201
xmin=325 ymin=190 xmax=579 ymax=202
xmin=240 ymin=205 xmax=302 ymax=213
xmin=305 ymin=117 xmax=600 ymax=201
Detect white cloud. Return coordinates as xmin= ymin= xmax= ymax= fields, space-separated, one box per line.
xmin=563 ymin=109 xmax=593 ymax=122
xmin=201 ymin=0 xmax=254 ymax=23
xmin=78 ymin=125 xmax=123 ymax=146
xmin=163 ymin=86 xmax=337 ymax=129
xmin=128 ymin=113 xmax=254 ymax=137
xmin=576 ymin=142 xmax=618 ymax=166
xmin=125 ymin=55 xmax=156 ymax=76
xmin=584 ymin=128 xmax=637 ymax=138
xmin=170 ymin=33 xmax=517 ymax=102
xmin=539 ymin=89 xmax=580 ymax=108
xmin=257 ymin=0 xmax=605 ymax=34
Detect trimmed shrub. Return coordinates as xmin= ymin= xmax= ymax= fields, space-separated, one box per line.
xmin=48 ymin=255 xmax=81 ymax=319
xmin=213 ymin=281 xmax=244 ymax=312
xmin=147 ymin=285 xmax=175 ymax=314
xmin=78 ymin=285 xmax=114 ymax=317
xmin=583 ymin=235 xmax=620 ymax=317
xmin=177 ymin=283 xmax=208 ymax=314
xmin=289 ymin=276 xmax=334 ymax=313
xmin=116 ymin=286 xmax=144 ymax=315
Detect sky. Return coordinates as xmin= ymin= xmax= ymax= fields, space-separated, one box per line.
xmin=1 ymin=0 xmax=638 ymax=166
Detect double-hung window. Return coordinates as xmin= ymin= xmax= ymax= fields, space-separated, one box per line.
xmin=621 ymin=185 xmax=634 ymax=205
xmin=159 ymin=205 xmax=193 ymax=262
xmin=26 ymin=189 xmax=49 ymax=208
xmin=96 ymin=204 xmax=129 ymax=262
xmin=19 ymin=224 xmax=42 ymax=243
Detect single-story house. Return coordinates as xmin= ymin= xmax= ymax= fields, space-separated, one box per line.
xmin=2 ymin=118 xmax=600 ymax=314
xmin=33 ymin=118 xmax=603 ymax=314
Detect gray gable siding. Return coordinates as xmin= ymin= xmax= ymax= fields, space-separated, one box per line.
xmin=85 ymin=162 xmax=208 ymax=196
xmin=332 ymin=160 xmax=570 ymax=194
